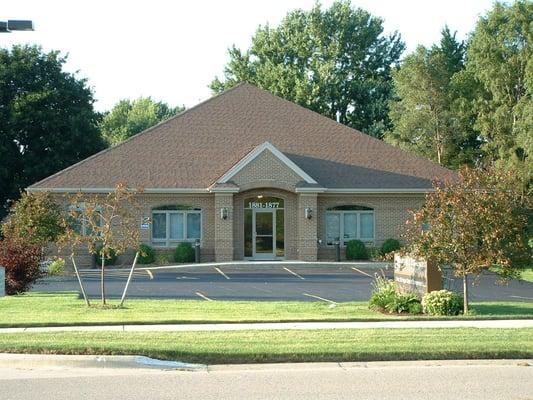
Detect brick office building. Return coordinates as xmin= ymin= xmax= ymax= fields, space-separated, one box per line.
xmin=29 ymin=83 xmax=453 ymax=266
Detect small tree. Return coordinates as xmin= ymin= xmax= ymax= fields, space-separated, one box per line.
xmin=403 ymin=167 xmax=531 ymax=313
xmin=1 ymin=191 xmax=64 ymax=246
xmin=61 ymin=183 xmax=142 ymax=305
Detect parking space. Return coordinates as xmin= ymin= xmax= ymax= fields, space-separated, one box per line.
xmin=30 ymin=262 xmax=533 ymax=303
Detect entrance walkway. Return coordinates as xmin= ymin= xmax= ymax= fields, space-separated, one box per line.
xmin=2 ymin=319 xmax=532 ymax=334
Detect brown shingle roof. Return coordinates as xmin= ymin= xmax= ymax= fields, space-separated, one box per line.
xmin=30 ymin=83 xmax=454 ymax=191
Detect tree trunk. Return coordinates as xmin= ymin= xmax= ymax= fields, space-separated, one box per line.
xmin=463 ymin=274 xmax=469 ymax=314
xmin=101 ymin=256 xmax=106 ymax=305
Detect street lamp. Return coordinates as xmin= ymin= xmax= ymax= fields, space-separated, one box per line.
xmin=0 ymin=20 xmax=34 ymax=33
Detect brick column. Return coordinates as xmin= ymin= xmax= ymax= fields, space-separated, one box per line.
xmin=297 ymin=193 xmax=318 ymax=261
xmin=214 ymin=193 xmax=234 ymax=262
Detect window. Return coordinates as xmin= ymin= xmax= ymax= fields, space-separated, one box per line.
xmin=152 ymin=205 xmax=202 ymax=247
xmin=325 ymin=205 xmax=374 ymax=245
xmin=68 ymin=204 xmax=102 ymax=236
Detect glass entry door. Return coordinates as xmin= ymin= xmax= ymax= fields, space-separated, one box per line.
xmin=253 ymin=210 xmax=275 ymax=259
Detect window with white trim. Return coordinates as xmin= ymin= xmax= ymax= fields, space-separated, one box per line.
xmin=152 ymin=205 xmax=202 ymax=247
xmin=68 ymin=204 xmax=102 ymax=236
xmin=325 ymin=205 xmax=374 ymax=245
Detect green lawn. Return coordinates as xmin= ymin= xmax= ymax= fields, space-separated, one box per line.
xmin=0 ymin=292 xmax=532 ymax=328
xmin=0 ymin=328 xmax=531 ymax=364
xmin=521 ymin=269 xmax=533 ymax=283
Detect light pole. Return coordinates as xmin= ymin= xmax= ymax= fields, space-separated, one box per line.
xmin=0 ymin=20 xmax=34 ymax=33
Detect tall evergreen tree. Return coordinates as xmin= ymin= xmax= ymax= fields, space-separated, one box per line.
xmin=0 ymin=45 xmax=105 ymax=218
xmin=385 ymin=27 xmax=481 ymax=168
xmin=211 ymin=0 xmax=405 ymax=138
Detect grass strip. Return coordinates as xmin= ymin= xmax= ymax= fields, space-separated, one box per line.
xmin=0 ymin=292 xmax=532 ymax=328
xmin=0 ymin=328 xmax=531 ymax=364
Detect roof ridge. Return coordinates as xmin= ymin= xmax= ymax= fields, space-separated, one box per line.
xmin=29 ymin=82 xmax=250 ymax=189
xmin=243 ymin=83 xmax=452 ymax=173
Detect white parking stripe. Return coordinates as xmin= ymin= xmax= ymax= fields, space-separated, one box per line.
xmin=195 ymin=292 xmax=213 ymax=301
xmin=215 ymin=267 xmax=230 ymax=280
xmin=145 ymin=270 xmax=153 ymax=280
xmin=351 ymin=267 xmax=373 ymax=278
xmin=302 ymin=293 xmax=337 ymax=304
xmin=283 ymin=267 xmax=305 ymax=280
xmin=509 ymin=295 xmax=533 ymax=300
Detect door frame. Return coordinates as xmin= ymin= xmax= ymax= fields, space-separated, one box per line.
xmin=252 ymin=208 xmax=276 ymax=260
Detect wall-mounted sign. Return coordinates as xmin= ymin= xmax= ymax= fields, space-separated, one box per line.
xmin=140 ymin=216 xmax=151 ymax=230
xmin=248 ymin=201 xmax=280 ymax=209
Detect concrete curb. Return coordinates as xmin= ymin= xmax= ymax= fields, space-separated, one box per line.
xmin=0 ymin=354 xmax=530 ymax=372
xmin=1 ymin=319 xmax=533 ymax=333
xmin=0 ymin=353 xmax=206 ymax=371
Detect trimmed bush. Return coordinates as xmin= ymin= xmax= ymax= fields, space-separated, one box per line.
xmin=381 ymin=238 xmax=401 ymax=255
xmin=0 ymin=238 xmax=42 ymax=294
xmin=422 ymin=290 xmax=463 ymax=316
xmin=47 ymin=258 xmax=65 ymax=276
xmin=174 ymin=242 xmax=195 ymax=263
xmin=346 ymin=240 xmax=368 ymax=260
xmin=384 ymin=292 xmax=421 ymax=314
xmin=95 ymin=245 xmax=118 ymax=267
xmin=137 ymin=244 xmax=156 ymax=264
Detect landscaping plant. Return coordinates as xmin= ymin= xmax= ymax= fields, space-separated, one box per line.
xmin=422 ymin=290 xmax=463 ymax=316
xmin=0 ymin=238 xmax=42 ymax=294
xmin=346 ymin=240 xmax=368 ymax=260
xmin=368 ymin=273 xmax=422 ymax=314
xmin=381 ymin=239 xmax=401 ymax=255
xmin=174 ymin=242 xmax=195 ymax=263
xmin=47 ymin=257 xmax=65 ymax=276
xmin=137 ymin=244 xmax=156 ymax=264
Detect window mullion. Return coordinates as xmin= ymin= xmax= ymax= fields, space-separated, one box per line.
xmin=183 ymin=211 xmax=187 ymax=240
xmin=166 ymin=212 xmax=170 ymax=247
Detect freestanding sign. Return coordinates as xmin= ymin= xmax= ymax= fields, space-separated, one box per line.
xmin=394 ymin=254 xmax=441 ymax=296
xmin=0 ymin=266 xmax=5 ymax=297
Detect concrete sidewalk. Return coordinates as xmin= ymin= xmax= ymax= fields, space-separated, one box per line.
xmin=1 ymin=319 xmax=532 ymax=334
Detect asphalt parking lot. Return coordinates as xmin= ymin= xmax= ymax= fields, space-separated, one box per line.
xmin=31 ymin=262 xmax=533 ymax=303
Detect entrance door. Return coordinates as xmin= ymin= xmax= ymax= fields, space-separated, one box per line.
xmin=253 ymin=209 xmax=276 ymax=259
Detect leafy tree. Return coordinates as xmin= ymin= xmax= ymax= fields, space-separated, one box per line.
xmin=403 ymin=167 xmax=532 ymax=313
xmin=210 ymin=0 xmax=404 ymax=138
xmin=100 ymin=97 xmax=184 ymax=146
xmin=1 ymin=191 xmax=64 ymax=247
xmin=61 ymin=183 xmax=142 ymax=306
xmin=465 ymin=0 xmax=533 ymax=185
xmin=385 ymin=28 xmax=481 ymax=168
xmin=0 ymin=45 xmax=105 ymax=219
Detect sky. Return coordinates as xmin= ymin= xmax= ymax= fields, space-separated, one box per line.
xmin=2 ymin=0 xmax=500 ymax=112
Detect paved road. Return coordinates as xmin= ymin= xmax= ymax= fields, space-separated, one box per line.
xmin=1 ymin=360 xmax=532 ymax=400
xmin=31 ymin=263 xmax=533 ymax=302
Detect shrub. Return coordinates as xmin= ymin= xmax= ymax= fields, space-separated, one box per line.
xmin=137 ymin=244 xmax=156 ymax=264
xmin=95 ymin=245 xmax=118 ymax=267
xmin=0 ymin=238 xmax=42 ymax=294
xmin=422 ymin=290 xmax=464 ymax=316
xmin=381 ymin=239 xmax=401 ymax=255
xmin=346 ymin=240 xmax=368 ymax=260
xmin=156 ymin=253 xmax=170 ymax=266
xmin=369 ymin=273 xmax=422 ymax=314
xmin=384 ymin=292 xmax=421 ymax=314
xmin=47 ymin=258 xmax=65 ymax=276
xmin=174 ymin=242 xmax=195 ymax=263
xmin=366 ymin=247 xmax=382 ymax=260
